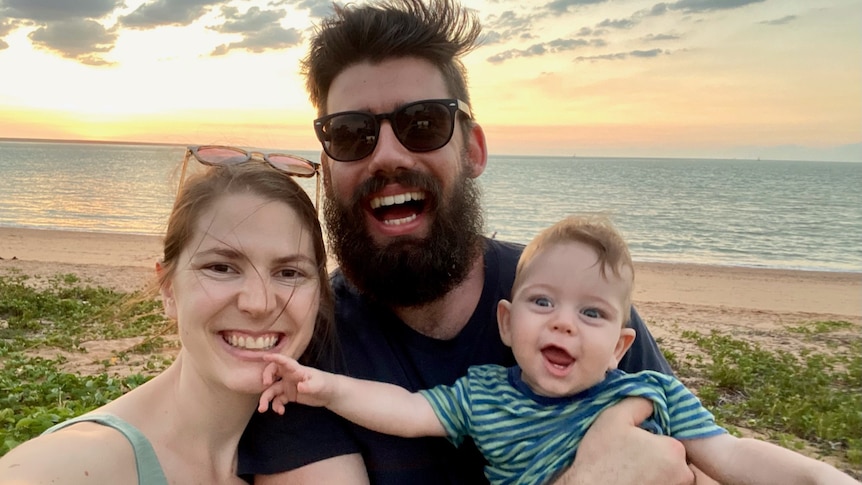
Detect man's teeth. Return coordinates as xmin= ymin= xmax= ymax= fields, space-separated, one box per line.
xmin=383 ymin=214 xmax=417 ymax=226
xmin=226 ymin=334 xmax=278 ymax=350
xmin=369 ymin=191 xmax=425 ymax=209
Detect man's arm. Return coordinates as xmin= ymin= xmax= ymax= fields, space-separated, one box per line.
xmin=552 ymin=398 xmax=695 ymax=485
xmin=260 ymin=354 xmax=447 ymax=438
xmin=255 ymin=454 xmax=370 ymax=485
xmin=685 ymin=433 xmax=860 ymax=485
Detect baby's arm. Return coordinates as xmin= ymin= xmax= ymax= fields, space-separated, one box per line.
xmin=258 ymin=354 xmax=447 ymax=438
xmin=685 ymin=433 xmax=859 ymax=485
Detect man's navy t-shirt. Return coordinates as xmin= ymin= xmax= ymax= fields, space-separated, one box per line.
xmin=238 ymin=238 xmax=672 ymax=484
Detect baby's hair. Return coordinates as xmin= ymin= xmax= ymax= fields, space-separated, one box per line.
xmin=513 ymin=214 xmax=635 ymax=318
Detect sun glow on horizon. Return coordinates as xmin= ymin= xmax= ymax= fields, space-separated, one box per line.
xmin=0 ymin=0 xmax=859 ymax=161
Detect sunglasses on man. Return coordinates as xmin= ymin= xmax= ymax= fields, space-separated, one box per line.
xmin=179 ymin=146 xmax=320 ymax=210
xmin=313 ymin=98 xmax=472 ymax=162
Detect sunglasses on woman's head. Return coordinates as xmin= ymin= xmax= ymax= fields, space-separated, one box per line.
xmin=313 ymin=98 xmax=472 ymax=162
xmin=179 ymin=146 xmax=321 ymax=210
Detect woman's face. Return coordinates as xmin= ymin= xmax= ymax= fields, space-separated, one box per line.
xmin=160 ymin=192 xmax=320 ymax=394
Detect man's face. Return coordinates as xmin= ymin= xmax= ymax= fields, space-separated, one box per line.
xmin=320 ymin=57 xmax=487 ymax=307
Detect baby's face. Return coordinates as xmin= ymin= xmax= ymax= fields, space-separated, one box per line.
xmin=498 ymin=241 xmax=633 ymax=397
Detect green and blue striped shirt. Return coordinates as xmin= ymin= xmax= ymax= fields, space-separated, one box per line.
xmin=420 ymin=367 xmax=725 ymax=485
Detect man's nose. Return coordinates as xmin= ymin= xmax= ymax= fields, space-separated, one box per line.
xmin=366 ymin=121 xmax=418 ymax=175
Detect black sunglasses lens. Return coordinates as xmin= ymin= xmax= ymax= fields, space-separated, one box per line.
xmin=393 ymin=102 xmax=454 ymax=152
xmin=322 ymin=113 xmax=378 ymax=161
xmin=195 ymin=146 xmax=248 ymax=165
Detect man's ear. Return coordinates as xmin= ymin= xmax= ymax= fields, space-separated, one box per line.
xmin=610 ymin=328 xmax=636 ymax=369
xmin=156 ymin=261 xmax=177 ymax=319
xmin=464 ymin=123 xmax=487 ymax=179
xmin=497 ymin=299 xmax=514 ymax=347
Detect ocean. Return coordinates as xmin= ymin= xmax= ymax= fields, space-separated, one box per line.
xmin=1 ymin=140 xmax=860 ymax=273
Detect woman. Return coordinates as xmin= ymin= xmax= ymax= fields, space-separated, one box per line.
xmin=0 ymin=160 xmax=334 ymax=484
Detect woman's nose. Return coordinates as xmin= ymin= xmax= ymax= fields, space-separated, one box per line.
xmin=237 ymin=275 xmax=273 ymax=316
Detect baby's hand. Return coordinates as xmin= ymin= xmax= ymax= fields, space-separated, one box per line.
xmin=258 ymin=354 xmax=305 ymax=414
xmin=257 ymin=354 xmax=333 ymax=414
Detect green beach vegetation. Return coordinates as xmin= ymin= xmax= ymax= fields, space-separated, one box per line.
xmin=1 ymin=270 xmax=860 ymax=479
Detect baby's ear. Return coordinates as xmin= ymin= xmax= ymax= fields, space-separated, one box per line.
xmin=610 ymin=328 xmax=636 ymax=369
xmin=497 ymin=299 xmax=514 ymax=348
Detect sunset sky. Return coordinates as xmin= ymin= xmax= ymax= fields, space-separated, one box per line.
xmin=0 ymin=0 xmax=859 ymax=161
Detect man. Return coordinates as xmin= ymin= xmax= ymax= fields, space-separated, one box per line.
xmin=239 ymin=1 xmax=694 ymax=483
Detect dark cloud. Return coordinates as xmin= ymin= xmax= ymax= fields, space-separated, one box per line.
xmin=28 ymin=18 xmax=117 ymax=65
xmin=208 ymin=5 xmax=303 ymax=55
xmin=0 ymin=0 xmax=121 ymax=22
xmin=597 ymin=18 xmax=637 ymax=29
xmin=0 ymin=0 xmax=122 ymax=63
xmin=760 ymin=15 xmax=796 ymax=26
xmin=120 ymin=0 xmax=223 ymax=28
xmin=545 ymin=0 xmax=607 ymax=14
xmin=668 ymin=0 xmax=766 ymax=14
xmin=484 ymin=9 xmax=535 ymax=43
xmin=487 ymin=37 xmax=602 ymax=64
xmin=575 ymin=48 xmax=666 ymax=62
xmin=642 ymin=33 xmax=680 ymax=41
xmin=269 ymin=0 xmax=333 ymax=20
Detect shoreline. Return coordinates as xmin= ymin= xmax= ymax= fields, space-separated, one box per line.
xmin=1 ymin=226 xmax=859 ymax=319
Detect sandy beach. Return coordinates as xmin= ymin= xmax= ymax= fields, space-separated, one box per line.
xmin=2 ymin=226 xmax=859 ymax=315
xmin=3 ymin=224 xmax=860 ymax=363
xmin=2 ymin=225 xmax=861 ymax=360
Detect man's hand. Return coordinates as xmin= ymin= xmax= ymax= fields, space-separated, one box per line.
xmin=555 ymin=397 xmax=695 ymax=485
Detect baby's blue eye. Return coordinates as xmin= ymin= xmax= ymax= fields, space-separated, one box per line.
xmin=533 ymin=297 xmax=552 ymax=307
xmin=582 ymin=308 xmax=600 ymax=318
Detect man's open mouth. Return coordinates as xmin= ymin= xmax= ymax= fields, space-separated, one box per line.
xmin=369 ymin=191 xmax=427 ymax=226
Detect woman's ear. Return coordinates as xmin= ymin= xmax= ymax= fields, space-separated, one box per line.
xmin=156 ymin=261 xmax=177 ymax=319
xmin=497 ymin=299 xmax=514 ymax=347
xmin=610 ymin=328 xmax=636 ymax=369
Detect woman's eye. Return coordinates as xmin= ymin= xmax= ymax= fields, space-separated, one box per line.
xmin=582 ymin=308 xmax=601 ymax=319
xmin=279 ymin=268 xmax=300 ymax=279
xmin=207 ymin=263 xmax=233 ymax=273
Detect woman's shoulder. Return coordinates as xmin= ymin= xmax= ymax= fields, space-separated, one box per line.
xmin=0 ymin=418 xmax=139 ymax=484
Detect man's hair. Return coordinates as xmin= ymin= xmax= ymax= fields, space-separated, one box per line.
xmin=513 ymin=214 xmax=635 ymax=317
xmin=302 ymin=0 xmax=481 ymax=118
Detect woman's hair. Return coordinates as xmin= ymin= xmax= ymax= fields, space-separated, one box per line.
xmin=513 ymin=214 xmax=635 ymax=320
xmin=156 ymin=162 xmax=334 ymax=365
xmin=302 ymin=0 xmax=481 ymax=135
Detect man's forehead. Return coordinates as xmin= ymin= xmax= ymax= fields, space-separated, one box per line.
xmin=326 ymin=58 xmax=449 ymax=112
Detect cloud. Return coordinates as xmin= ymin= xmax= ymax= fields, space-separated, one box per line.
xmin=120 ymin=0 xmax=224 ymax=28
xmin=596 ymin=18 xmax=638 ymax=29
xmin=642 ymin=33 xmax=681 ymax=42
xmin=0 ymin=0 xmax=123 ymax=64
xmin=208 ymin=6 xmax=303 ymax=55
xmin=0 ymin=0 xmax=121 ymax=22
xmin=575 ymin=48 xmax=666 ymax=62
xmin=545 ymin=0 xmax=607 ymax=14
xmin=487 ymin=37 xmax=605 ymax=63
xmin=668 ymin=0 xmax=766 ymax=14
xmin=269 ymin=0 xmax=333 ymax=20
xmin=760 ymin=15 xmax=796 ymax=26
xmin=28 ymin=18 xmax=117 ymax=65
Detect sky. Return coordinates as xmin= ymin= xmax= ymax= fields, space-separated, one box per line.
xmin=0 ymin=0 xmax=860 ymax=161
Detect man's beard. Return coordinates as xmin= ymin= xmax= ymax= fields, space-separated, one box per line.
xmin=324 ymin=165 xmax=484 ymax=308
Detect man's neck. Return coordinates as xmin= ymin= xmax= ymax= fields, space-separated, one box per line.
xmin=391 ymin=250 xmax=485 ymax=340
